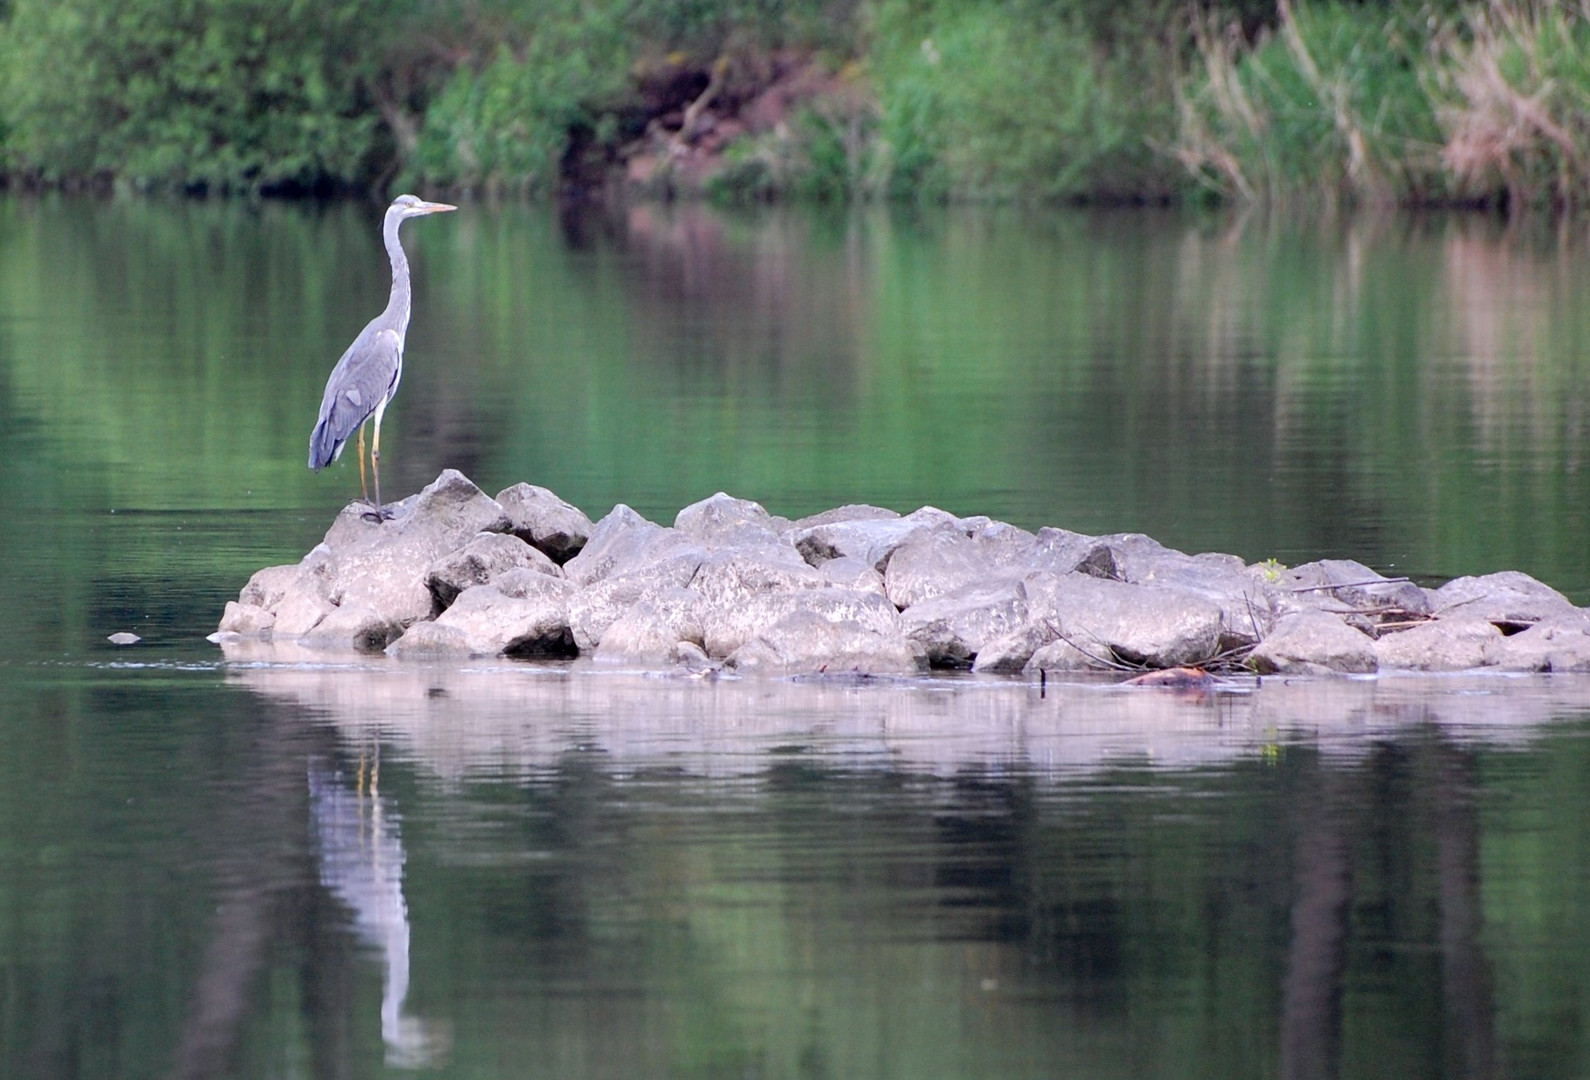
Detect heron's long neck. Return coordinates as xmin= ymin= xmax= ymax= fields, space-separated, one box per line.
xmin=382 ymin=210 xmax=412 ymax=338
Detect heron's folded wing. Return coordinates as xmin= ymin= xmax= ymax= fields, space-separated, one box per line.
xmin=308 ymin=327 xmax=402 ymax=469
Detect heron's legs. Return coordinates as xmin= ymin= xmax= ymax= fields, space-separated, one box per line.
xmin=356 ymin=422 xmax=371 ymax=504
xmin=361 ymin=396 xmax=394 ymax=522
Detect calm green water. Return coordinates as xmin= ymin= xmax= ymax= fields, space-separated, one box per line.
xmin=3 ymin=195 xmax=1590 ymax=1078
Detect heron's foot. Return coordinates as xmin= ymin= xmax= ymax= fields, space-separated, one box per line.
xmin=356 ymin=499 xmax=394 ymax=523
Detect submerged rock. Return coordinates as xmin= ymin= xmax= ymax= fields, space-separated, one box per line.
xmin=217 ymin=469 xmax=1590 ymax=679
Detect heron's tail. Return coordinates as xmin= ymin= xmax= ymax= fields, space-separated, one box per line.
xmin=308 ymin=419 xmax=344 ymax=471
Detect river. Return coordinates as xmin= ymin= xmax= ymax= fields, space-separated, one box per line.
xmin=0 ymin=195 xmax=1587 ymax=1078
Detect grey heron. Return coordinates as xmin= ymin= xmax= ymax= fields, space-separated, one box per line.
xmin=309 ymin=193 xmax=456 ymax=520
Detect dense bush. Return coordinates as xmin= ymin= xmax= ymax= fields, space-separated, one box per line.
xmin=866 ymin=0 xmax=1186 ymax=201
xmin=1437 ymin=0 xmax=1590 ymax=209
xmin=0 ymin=0 xmax=412 ymax=192
xmin=4 ymin=0 xmax=1590 ymax=208
xmin=405 ymin=7 xmax=631 ymax=195
xmin=1177 ymin=3 xmax=1448 ymax=207
xmin=405 ymin=0 xmax=863 ymax=193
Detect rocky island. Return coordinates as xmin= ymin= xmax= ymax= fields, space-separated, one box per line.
xmin=213 ymin=470 xmax=1590 ymax=677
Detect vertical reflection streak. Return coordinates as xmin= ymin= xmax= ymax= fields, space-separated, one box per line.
xmin=310 ymin=751 xmax=446 ymax=1068
xmin=1281 ymin=767 xmax=1354 ymax=1080
xmin=1433 ymin=741 xmax=1497 ymax=1080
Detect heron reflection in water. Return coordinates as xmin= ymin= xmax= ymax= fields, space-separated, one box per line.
xmin=309 ymin=194 xmax=456 ymax=521
xmin=310 ymin=752 xmax=448 ymax=1067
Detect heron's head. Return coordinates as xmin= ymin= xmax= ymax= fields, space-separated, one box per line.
xmin=389 ymin=193 xmax=456 ymax=218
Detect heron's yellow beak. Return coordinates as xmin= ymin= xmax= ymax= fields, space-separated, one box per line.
xmin=419 ymin=201 xmax=457 ymax=214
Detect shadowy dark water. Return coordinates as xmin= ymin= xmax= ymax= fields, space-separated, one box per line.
xmin=3 ymin=195 xmax=1590 ymax=1077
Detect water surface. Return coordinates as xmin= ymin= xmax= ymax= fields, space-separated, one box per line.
xmin=2 ymin=196 xmax=1590 ymax=1078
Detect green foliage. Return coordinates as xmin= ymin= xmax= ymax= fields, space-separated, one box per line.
xmin=406 ymin=4 xmax=631 ymax=194
xmin=407 ymin=0 xmax=864 ymax=194
xmin=865 ymin=0 xmax=1186 ymax=201
xmin=1436 ymin=0 xmax=1590 ymax=209
xmin=0 ymin=0 xmax=424 ymax=193
xmin=707 ymin=89 xmax=876 ymax=202
xmin=8 ymin=0 xmax=1590 ymax=207
xmin=620 ymin=0 xmax=860 ymax=55
xmin=1177 ymin=2 xmax=1448 ymax=207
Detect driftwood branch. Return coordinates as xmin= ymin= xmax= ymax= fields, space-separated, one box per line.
xmin=1288 ymin=577 xmax=1411 ymax=594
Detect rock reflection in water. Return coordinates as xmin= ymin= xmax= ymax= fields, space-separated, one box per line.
xmin=217 ymin=646 xmax=1589 ymax=1078
xmin=219 ymin=640 xmax=1588 ymax=780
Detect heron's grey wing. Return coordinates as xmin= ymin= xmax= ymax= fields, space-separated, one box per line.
xmin=308 ymin=326 xmax=403 ymax=469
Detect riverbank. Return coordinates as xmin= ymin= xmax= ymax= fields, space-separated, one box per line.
xmin=213 ymin=470 xmax=1590 ymax=678
xmin=5 ymin=1 xmax=1590 ymax=210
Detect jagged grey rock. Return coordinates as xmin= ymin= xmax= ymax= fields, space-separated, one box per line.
xmin=1135 ymin=562 xmax=1275 ymax=650
xmin=972 ymin=621 xmax=1062 ymax=674
xmin=1064 ymin=537 xmax=1275 ymax=649
xmin=899 ymin=578 xmax=1030 ymax=666
xmin=786 ymin=504 xmax=900 ymax=531
xmin=384 ymin=621 xmax=475 ymax=658
xmin=1027 ymin=528 xmax=1107 ymax=577
xmin=425 ymin=531 xmax=559 ymax=608
xmin=237 ymin=544 xmax=340 ymax=637
xmin=674 ymin=640 xmax=716 ymax=674
xmin=724 ymin=609 xmax=928 ymax=676
xmin=1248 ymin=612 xmax=1378 ymax=675
xmin=300 ymin=600 xmax=404 ymax=653
xmin=273 ymin=587 xmax=336 ymax=639
xmin=492 ymin=565 xmax=576 ymax=601
xmin=791 ymin=508 xmax=957 ymax=572
xmin=1374 ymin=617 xmax=1503 ymax=672
xmin=1430 ymin=571 xmax=1578 ymax=630
xmin=675 ymin=492 xmax=783 ymax=549
xmin=885 ymin=529 xmax=1002 ymax=609
xmin=688 ymin=551 xmax=827 ymax=609
xmin=1023 ymin=636 xmax=1117 ymax=673
xmin=568 ymin=552 xmax=705 ymax=650
xmin=219 ymin=469 xmax=1589 ymax=678
xmin=593 ymin=590 xmax=705 ymax=664
xmin=218 ymin=600 xmax=276 ymax=636
xmin=700 ymin=586 xmax=904 ymax=659
xmin=815 ymin=555 xmax=888 ymax=594
xmin=1085 ymin=533 xmax=1174 ymax=580
xmin=1487 ymin=613 xmax=1590 ymax=672
xmin=561 ymin=504 xmax=671 ymax=587
xmin=1022 ymin=572 xmax=1225 ymax=669
xmin=1277 ymin=559 xmax=1432 ymax=625
xmin=495 ymin=483 xmax=593 ymax=563
xmin=239 ymin=562 xmax=310 ymax=611
xmin=317 ymin=470 xmax=511 ymax=628
xmin=968 ymin=521 xmax=1042 ymax=569
xmin=412 ymin=579 xmax=576 ymax=657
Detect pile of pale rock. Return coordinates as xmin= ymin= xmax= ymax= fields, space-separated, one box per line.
xmin=213 ymin=470 xmax=1590 ymax=677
